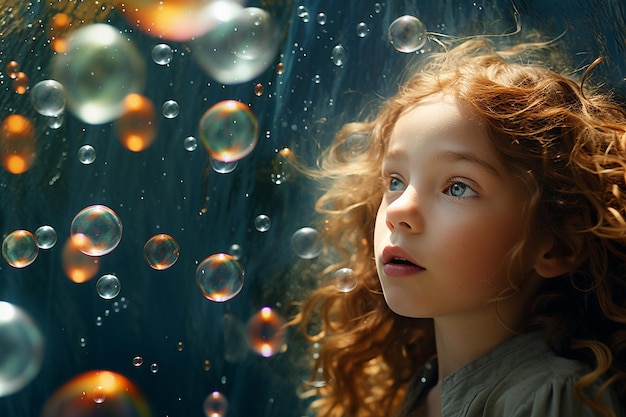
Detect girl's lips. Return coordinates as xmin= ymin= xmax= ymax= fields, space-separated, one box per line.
xmin=381 ymin=246 xmax=426 ymax=277
xmin=383 ymin=262 xmax=426 ymax=277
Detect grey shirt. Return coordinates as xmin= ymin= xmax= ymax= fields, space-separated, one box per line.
xmin=401 ymin=331 xmax=625 ymax=417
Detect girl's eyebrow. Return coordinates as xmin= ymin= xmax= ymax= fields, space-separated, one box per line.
xmin=435 ymin=149 xmax=503 ymax=179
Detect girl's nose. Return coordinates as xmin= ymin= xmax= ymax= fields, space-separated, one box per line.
xmin=385 ymin=187 xmax=423 ymax=233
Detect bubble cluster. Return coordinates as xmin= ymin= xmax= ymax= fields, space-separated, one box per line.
xmin=70 ymin=205 xmax=123 ymax=257
xmin=2 ymin=230 xmax=38 ymax=268
xmin=30 ymin=80 xmax=66 ymax=117
xmin=388 ymin=15 xmax=428 ymax=53
xmin=247 ymin=307 xmax=285 ymax=357
xmin=143 ymin=234 xmax=180 ymax=270
xmin=196 ymin=253 xmax=244 ymax=302
xmin=96 ymin=274 xmax=121 ymax=300
xmin=291 ymin=227 xmax=322 ymax=259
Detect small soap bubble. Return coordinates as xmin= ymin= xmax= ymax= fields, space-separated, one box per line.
xmin=46 ymin=114 xmax=64 ymax=130
xmin=317 ymin=12 xmax=327 ymax=25
xmin=96 ymin=274 xmax=121 ymax=300
xmin=95 ymin=316 xmax=103 ymax=327
xmin=374 ymin=3 xmax=383 ymax=13
xmin=247 ymin=307 xmax=285 ymax=357
xmin=210 ymin=157 xmax=238 ymax=174
xmin=195 ymin=253 xmax=244 ymax=302
xmin=30 ymin=80 xmax=66 ymax=117
xmin=228 ymin=243 xmax=242 ymax=260
xmin=291 ymin=227 xmax=322 ymax=259
xmin=297 ymin=5 xmax=308 ymax=17
xmin=35 ymin=225 xmax=57 ymax=249
xmin=388 ymin=15 xmax=427 ymax=53
xmin=331 ymin=44 xmax=345 ymax=66
xmin=92 ymin=385 xmax=106 ymax=404
xmin=70 ymin=205 xmax=123 ymax=257
xmin=77 ymin=144 xmax=96 ymax=165
xmin=80 ymin=337 xmax=86 ymax=348
xmin=177 ymin=341 xmax=184 ymax=352
xmin=184 ymin=136 xmax=198 ymax=151
xmin=333 ymin=267 xmax=358 ymax=292
xmin=152 ymin=43 xmax=173 ymax=65
xmin=2 ymin=230 xmax=38 ymax=268
xmin=132 ymin=356 xmax=143 ymax=367
xmin=143 ymin=234 xmax=180 ymax=270
xmin=254 ymin=83 xmax=264 ymax=96
xmin=162 ymin=100 xmax=179 ymax=119
xmin=203 ymin=391 xmax=228 ymax=417
xmin=276 ymin=62 xmax=284 ymax=75
xmin=6 ymin=61 xmax=19 ymax=79
xmin=356 ymin=22 xmax=368 ymax=38
xmin=313 ymin=74 xmax=321 ymax=84
xmin=13 ymin=72 xmax=29 ymax=94
xmin=254 ymin=215 xmax=271 ymax=232
xmin=150 ymin=363 xmax=158 ymax=374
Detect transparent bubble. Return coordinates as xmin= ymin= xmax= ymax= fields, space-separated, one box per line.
xmin=69 ymin=205 xmax=123 ymax=257
xmin=2 ymin=230 xmax=38 ymax=268
xmin=191 ymin=7 xmax=280 ymax=84
xmin=317 ymin=12 xmax=327 ymax=25
xmin=143 ymin=234 xmax=179 ymax=270
xmin=356 ymin=22 xmax=368 ymax=38
xmin=297 ymin=5 xmax=308 ymax=17
xmin=199 ymin=100 xmax=258 ymax=162
xmin=35 ymin=225 xmax=57 ymax=249
xmin=40 ymin=370 xmax=151 ymax=417
xmin=151 ymin=43 xmax=173 ymax=65
xmin=0 ymin=301 xmax=44 ymax=397
xmin=333 ymin=267 xmax=358 ymax=292
xmin=313 ymin=74 xmax=321 ymax=84
xmin=132 ymin=356 xmax=143 ymax=367
xmin=30 ymin=79 xmax=66 ymax=117
xmin=247 ymin=307 xmax=285 ymax=357
xmin=291 ymin=227 xmax=322 ymax=259
xmin=210 ymin=157 xmax=238 ymax=174
xmin=203 ymin=391 xmax=228 ymax=417
xmin=195 ymin=253 xmax=244 ymax=302
xmin=1 ymin=114 xmax=36 ymax=174
xmin=96 ymin=274 xmax=121 ymax=300
xmin=228 ymin=243 xmax=242 ymax=260
xmin=374 ymin=2 xmax=382 ymax=13
xmin=95 ymin=316 xmax=103 ymax=327
xmin=388 ymin=15 xmax=427 ymax=53
xmin=149 ymin=363 xmax=158 ymax=374
xmin=162 ymin=100 xmax=179 ymax=119
xmin=46 ymin=114 xmax=64 ymax=130
xmin=331 ymin=44 xmax=345 ymax=66
xmin=51 ymin=24 xmax=145 ymax=125
xmin=78 ymin=144 xmax=96 ymax=165
xmin=116 ymin=94 xmax=157 ymax=152
xmin=254 ymin=214 xmax=271 ymax=232
xmin=184 ymin=136 xmax=198 ymax=151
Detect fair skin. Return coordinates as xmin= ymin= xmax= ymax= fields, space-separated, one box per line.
xmin=373 ymin=94 xmax=559 ymax=416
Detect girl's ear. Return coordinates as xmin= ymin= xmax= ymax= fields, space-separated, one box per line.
xmin=532 ymin=234 xmax=585 ymax=279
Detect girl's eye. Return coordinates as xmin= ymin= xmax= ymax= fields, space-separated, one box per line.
xmin=388 ymin=176 xmax=406 ymax=192
xmin=445 ymin=181 xmax=478 ymax=198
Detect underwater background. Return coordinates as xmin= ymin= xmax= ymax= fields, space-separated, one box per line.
xmin=0 ymin=1 xmax=624 ymax=416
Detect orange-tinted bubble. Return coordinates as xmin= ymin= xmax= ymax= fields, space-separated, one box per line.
xmin=13 ymin=72 xmax=29 ymax=94
xmin=195 ymin=253 xmax=244 ymax=302
xmin=2 ymin=230 xmax=38 ymax=268
xmin=276 ymin=62 xmax=284 ymax=75
xmin=0 ymin=114 xmax=36 ymax=174
xmin=116 ymin=94 xmax=158 ymax=152
xmin=203 ymin=391 xmax=228 ymax=417
xmin=50 ymin=13 xmax=71 ymax=53
xmin=70 ymin=205 xmax=123 ymax=257
xmin=5 ymin=61 xmax=19 ymax=79
xmin=254 ymin=83 xmax=264 ymax=96
xmin=143 ymin=234 xmax=179 ymax=270
xmin=246 ymin=307 xmax=285 ymax=357
xmin=40 ymin=370 xmax=151 ymax=417
xmin=61 ymin=238 xmax=100 ymax=283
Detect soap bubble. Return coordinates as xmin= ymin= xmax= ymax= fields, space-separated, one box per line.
xmin=61 ymin=238 xmax=100 ymax=283
xmin=151 ymin=43 xmax=173 ymax=65
xmin=51 ymin=23 xmax=145 ymax=125
xmin=247 ymin=307 xmax=285 ymax=357
xmin=13 ymin=72 xmax=29 ymax=94
xmin=96 ymin=274 xmax=121 ymax=300
xmin=149 ymin=363 xmax=158 ymax=373
xmin=116 ymin=94 xmax=158 ymax=152
xmin=162 ymin=99 xmax=179 ymax=119
xmin=199 ymin=100 xmax=258 ymax=162
xmin=228 ymin=243 xmax=242 ymax=260
xmin=70 ymin=205 xmax=123 ymax=257
xmin=191 ymin=6 xmax=280 ymax=84
xmin=0 ymin=301 xmax=44 ymax=397
xmin=356 ymin=22 xmax=368 ymax=37
xmin=184 ymin=136 xmax=198 ymax=151
xmin=2 ymin=230 xmax=38 ymax=268
xmin=35 ymin=225 xmax=57 ymax=249
xmin=30 ymin=80 xmax=66 ymax=117
xmin=203 ymin=391 xmax=228 ymax=417
xmin=388 ymin=15 xmax=427 ymax=53
xmin=0 ymin=114 xmax=36 ymax=174
xmin=333 ymin=267 xmax=358 ymax=292
xmin=317 ymin=12 xmax=327 ymax=25
xmin=132 ymin=356 xmax=143 ymax=367
xmin=254 ymin=214 xmax=271 ymax=232
xmin=40 ymin=370 xmax=151 ymax=417
xmin=6 ymin=61 xmax=19 ymax=79
xmin=211 ymin=157 xmax=238 ymax=174
xmin=254 ymin=83 xmax=264 ymax=96
xmin=196 ymin=253 xmax=244 ymax=302
xmin=291 ymin=227 xmax=322 ymax=259
xmin=331 ymin=44 xmax=345 ymax=66
xmin=78 ymin=144 xmax=96 ymax=164
xmin=143 ymin=234 xmax=179 ymax=270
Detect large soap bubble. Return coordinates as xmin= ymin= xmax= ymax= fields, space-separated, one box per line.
xmin=0 ymin=301 xmax=44 ymax=397
xmin=196 ymin=253 xmax=244 ymax=302
xmin=2 ymin=230 xmax=38 ymax=268
xmin=51 ymin=23 xmax=145 ymax=124
xmin=388 ymin=15 xmax=427 ymax=53
xmin=70 ymin=205 xmax=123 ymax=257
xmin=191 ymin=7 xmax=280 ymax=84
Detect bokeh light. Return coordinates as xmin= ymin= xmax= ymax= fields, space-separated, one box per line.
xmin=69 ymin=205 xmax=123 ymax=257
xmin=51 ymin=23 xmax=145 ymax=124
xmin=96 ymin=274 xmax=121 ymax=300
xmin=0 ymin=301 xmax=44 ymax=397
xmin=34 ymin=225 xmax=58 ymax=249
xmin=195 ymin=253 xmax=244 ymax=302
xmin=199 ymin=100 xmax=258 ymax=162
xmin=61 ymin=237 xmax=100 ymax=283
xmin=40 ymin=370 xmax=151 ymax=417
xmin=388 ymin=15 xmax=428 ymax=53
xmin=49 ymin=13 xmax=71 ymax=53
xmin=116 ymin=94 xmax=158 ymax=152
xmin=2 ymin=230 xmax=38 ymax=268
xmin=0 ymin=114 xmax=36 ymax=174
xmin=291 ymin=227 xmax=322 ymax=259
xmin=203 ymin=391 xmax=228 ymax=417
xmin=143 ymin=234 xmax=179 ymax=270
xmin=30 ymin=79 xmax=66 ymax=117
xmin=246 ymin=307 xmax=285 ymax=357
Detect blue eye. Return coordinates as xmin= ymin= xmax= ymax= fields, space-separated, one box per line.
xmin=389 ymin=176 xmax=405 ymax=192
xmin=446 ymin=181 xmax=477 ymax=198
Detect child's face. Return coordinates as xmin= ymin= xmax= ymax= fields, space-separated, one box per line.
xmin=373 ymin=94 xmax=537 ymax=321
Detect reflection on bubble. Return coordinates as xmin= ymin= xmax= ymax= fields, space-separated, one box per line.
xmin=2 ymin=230 xmax=38 ymax=268
xmin=191 ymin=6 xmax=280 ymax=84
xmin=51 ymin=23 xmax=145 ymax=125
xmin=96 ymin=274 xmax=121 ymax=299
xmin=40 ymin=370 xmax=151 ymax=417
xmin=331 ymin=44 xmax=345 ymax=66
xmin=333 ymin=267 xmax=358 ymax=292
xmin=151 ymin=43 xmax=173 ymax=65
xmin=291 ymin=227 xmax=322 ymax=259
xmin=199 ymin=100 xmax=258 ymax=162
xmin=211 ymin=157 xmax=238 ymax=174
xmin=0 ymin=114 xmax=36 ymax=174
xmin=70 ymin=205 xmax=123 ymax=257
xmin=78 ymin=144 xmax=96 ymax=164
xmin=254 ymin=214 xmax=271 ymax=232
xmin=143 ymin=234 xmax=179 ymax=270
xmin=356 ymin=22 xmax=368 ymax=37
xmin=62 ymin=238 xmax=100 ymax=283
xmin=0 ymin=301 xmax=44 ymax=397
xmin=30 ymin=80 xmax=66 ymax=117
xmin=196 ymin=253 xmax=244 ymax=302
xmin=247 ymin=307 xmax=285 ymax=357
xmin=388 ymin=15 xmax=427 ymax=53
xmin=162 ymin=99 xmax=179 ymax=119
xmin=35 ymin=225 xmax=57 ymax=249
xmin=203 ymin=391 xmax=228 ymax=417
xmin=116 ymin=94 xmax=158 ymax=152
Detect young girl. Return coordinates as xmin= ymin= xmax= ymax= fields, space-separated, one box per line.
xmin=292 ymin=38 xmax=626 ymax=417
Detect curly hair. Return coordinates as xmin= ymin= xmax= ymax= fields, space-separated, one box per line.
xmin=290 ymin=38 xmax=626 ymax=417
